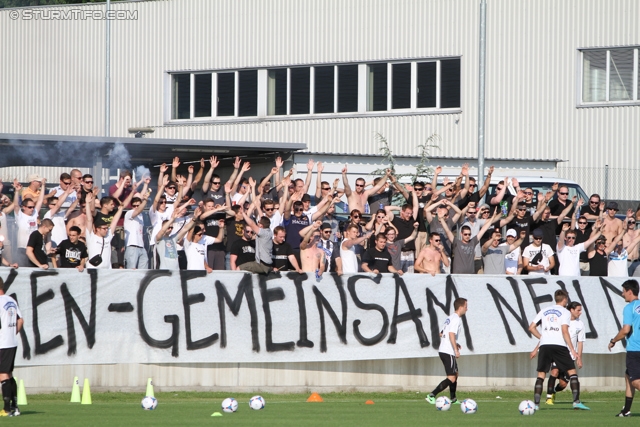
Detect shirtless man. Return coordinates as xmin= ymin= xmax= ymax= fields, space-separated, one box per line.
xmin=299 ymin=221 xmax=326 ymax=274
xmin=415 ymin=232 xmax=450 ymax=276
xmin=601 ymin=202 xmax=624 ymax=245
xmin=342 ymin=165 xmax=390 ymax=214
xmin=66 ymin=198 xmax=88 ymax=240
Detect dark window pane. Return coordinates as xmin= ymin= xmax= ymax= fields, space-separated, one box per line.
xmin=268 ymin=69 xmax=287 ymax=115
xmin=417 ymin=62 xmax=437 ymax=108
xmin=368 ymin=63 xmax=387 ymax=111
xmin=440 ymin=59 xmax=461 ymax=108
xmin=314 ymin=66 xmax=335 ymax=113
xmin=290 ymin=67 xmax=310 ymax=115
xmin=338 ymin=65 xmax=358 ymax=112
xmin=392 ymin=63 xmax=411 ymax=109
xmin=194 ymin=74 xmax=212 ymax=117
xmin=217 ymin=73 xmax=235 ymax=116
xmin=238 ymin=70 xmax=257 ymax=117
xmin=172 ymin=74 xmax=190 ymax=119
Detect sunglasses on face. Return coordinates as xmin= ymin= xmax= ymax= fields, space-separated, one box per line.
xmin=167 ymin=187 xmax=176 ymax=190
xmin=578 ymin=222 xmax=587 ymax=225
xmin=323 ymin=230 xmax=331 ymax=234
xmin=524 ymin=191 xmax=533 ymax=195
xmin=589 ymin=200 xmax=599 ymax=204
xmin=132 ymin=204 xmax=140 ymax=208
xmin=462 ymin=233 xmax=471 ymax=237
xmin=294 ymin=207 xmax=304 ymax=212
xmin=414 ymin=187 xmax=424 ymax=191
xmin=433 ymin=239 xmax=441 ymax=243
xmin=468 ymin=211 xmax=477 ymax=214
xmin=566 ymin=236 xmax=576 ymax=240
xmin=321 ymin=187 xmax=331 ymax=191
xmin=212 ymin=181 xmax=221 ymax=185
xmin=352 ymin=215 xmax=360 ymax=219
xmin=62 ymin=181 xmax=71 ymax=185
xmin=355 ymin=184 xmax=364 ymax=188
xmin=159 ymin=201 xmax=167 ymax=204
xmin=517 ymin=208 xmax=526 ymax=211
xmin=24 ymin=206 xmax=35 ymax=209
xmin=629 ymin=221 xmax=637 ymax=225
xmin=469 ymin=184 xmax=477 ymax=188
xmin=533 ymin=237 xmax=542 ymax=240
xmin=84 ymin=181 xmax=93 ymax=184
xmin=264 ymin=208 xmax=274 ymax=211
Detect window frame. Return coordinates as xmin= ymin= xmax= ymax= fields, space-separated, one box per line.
xmin=166 ymin=56 xmax=462 ymax=124
xmin=578 ymin=46 xmax=640 ymax=107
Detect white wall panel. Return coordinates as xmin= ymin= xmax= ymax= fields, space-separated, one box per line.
xmin=1 ymin=0 xmax=639 ymax=198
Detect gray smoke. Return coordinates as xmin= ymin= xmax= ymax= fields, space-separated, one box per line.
xmin=133 ymin=165 xmax=151 ymax=181
xmin=105 ymin=142 xmax=131 ymax=169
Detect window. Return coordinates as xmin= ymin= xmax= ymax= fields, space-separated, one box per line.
xmin=581 ymin=47 xmax=639 ymax=105
xmin=169 ymin=56 xmax=461 ymax=121
xmin=172 ymin=74 xmax=190 ymax=119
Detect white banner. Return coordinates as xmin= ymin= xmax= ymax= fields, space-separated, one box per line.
xmin=0 ymin=268 xmax=632 ymax=366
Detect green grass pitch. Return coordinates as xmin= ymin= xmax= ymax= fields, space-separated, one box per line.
xmin=10 ymin=390 xmax=633 ymax=426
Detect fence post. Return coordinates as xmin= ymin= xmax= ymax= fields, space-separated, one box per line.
xmin=604 ymin=164 xmax=609 ymax=200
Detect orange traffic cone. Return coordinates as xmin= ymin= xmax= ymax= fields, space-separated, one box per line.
xmin=306 ymin=392 xmax=324 ymax=402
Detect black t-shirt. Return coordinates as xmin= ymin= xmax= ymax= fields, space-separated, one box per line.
xmin=362 ymin=247 xmax=393 ymax=273
xmin=202 ymin=187 xmax=226 ymax=206
xmin=532 ymin=219 xmax=557 ymax=249
xmin=230 ymin=238 xmax=256 ymax=266
xmin=509 ymin=214 xmax=534 ymax=250
xmin=410 ymin=195 xmax=430 ymax=232
xmin=225 ymin=218 xmax=246 ymax=252
xmin=27 ymin=230 xmax=48 ymax=266
xmin=392 ymin=216 xmax=415 ymax=251
xmin=284 ymin=214 xmax=310 ymax=251
xmin=548 ymin=199 xmax=574 ymax=234
xmin=94 ymin=209 xmax=116 ymax=226
xmin=368 ymin=190 xmax=393 ymax=213
xmin=581 ymin=205 xmax=600 ymax=231
xmin=575 ymin=228 xmax=592 ymax=262
xmin=272 ymin=241 xmax=294 ymax=271
xmin=56 ymin=239 xmax=88 ymax=268
xmin=456 ymin=191 xmax=481 ymax=210
xmin=330 ymin=244 xmax=341 ymax=272
xmin=488 ymin=192 xmax=514 ymax=217
xmin=204 ymin=216 xmax=225 ymax=251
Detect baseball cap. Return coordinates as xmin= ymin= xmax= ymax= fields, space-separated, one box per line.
xmin=605 ymin=202 xmax=619 ymax=211
xmin=301 ymin=194 xmax=311 ymax=202
xmin=532 ymin=228 xmax=544 ymax=238
xmin=27 ymin=174 xmax=43 ymax=183
xmin=506 ymin=229 xmax=517 ymax=238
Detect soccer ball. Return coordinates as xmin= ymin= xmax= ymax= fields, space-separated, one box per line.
xmin=435 ymin=396 xmax=451 ymax=411
xmin=460 ymin=398 xmax=477 ymax=414
xmin=221 ymin=397 xmax=238 ymax=413
xmin=518 ymin=400 xmax=536 ymax=415
xmin=249 ymin=395 xmax=265 ymax=410
xmin=141 ymin=396 xmax=158 ymax=410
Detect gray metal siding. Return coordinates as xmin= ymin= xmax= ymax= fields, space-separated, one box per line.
xmin=1 ymin=0 xmax=639 ymax=199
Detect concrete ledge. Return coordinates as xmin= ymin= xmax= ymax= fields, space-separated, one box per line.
xmin=15 ymin=352 xmax=627 ymax=393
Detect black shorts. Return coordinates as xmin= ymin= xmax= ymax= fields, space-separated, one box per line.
xmin=626 ymin=351 xmax=640 ymax=382
xmin=439 ymin=352 xmax=458 ymax=376
xmin=537 ymin=345 xmax=575 ymax=374
xmin=549 ymin=363 xmax=570 ymax=383
xmin=0 ymin=347 xmax=17 ymax=374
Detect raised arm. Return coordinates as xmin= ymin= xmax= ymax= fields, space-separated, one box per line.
xmin=201 ymin=156 xmax=219 ymax=193
xmin=341 ymin=165 xmax=352 ymax=197
xmin=85 ymin=192 xmax=95 ymax=230
xmin=170 ymin=156 xmax=180 ymax=183
xmin=489 ymin=177 xmax=508 ymax=205
xmin=477 ymin=166 xmax=494 ymax=198
xmin=442 ymin=199 xmax=462 ymax=223
xmin=12 ymin=181 xmax=22 ymax=215
xmin=556 ymin=197 xmax=576 ymax=225
xmin=440 ymin=215 xmax=454 ymax=244
xmin=533 ymin=191 xmax=553 ymax=222
xmin=424 ymin=197 xmax=444 ymax=223
xmin=363 ymin=169 xmax=390 ymax=198
xmin=477 ymin=211 xmax=500 ymax=241
xmin=242 ymin=204 xmax=261 ymax=234
xmin=109 ymin=204 xmax=125 ymax=235
xmin=225 ymin=156 xmax=242 ymax=189
xmin=303 ymin=159 xmax=314 ymax=194
xmin=34 ymin=178 xmax=47 ymax=213
xmin=431 ymin=166 xmax=441 ymax=195
xmin=300 ymin=220 xmax=321 ymax=250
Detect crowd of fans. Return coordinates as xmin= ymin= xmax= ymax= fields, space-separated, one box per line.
xmin=1 ymin=157 xmax=640 ymax=278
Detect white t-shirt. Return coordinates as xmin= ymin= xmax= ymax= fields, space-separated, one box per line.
xmin=183 ymin=235 xmax=216 ymax=270
xmin=231 ymin=192 xmax=244 ymax=205
xmin=85 ymin=229 xmax=114 ymax=269
xmin=557 ymin=243 xmax=585 ymax=277
xmin=169 ymin=215 xmax=191 ymax=251
xmin=522 ymin=243 xmax=554 ymax=276
xmin=52 ymin=187 xmax=77 ymax=208
xmin=44 ymin=209 xmax=67 ymax=247
xmin=267 ymin=211 xmax=283 ymax=232
xmin=149 ymin=205 xmax=174 ymax=245
xmin=155 ymin=236 xmax=180 ymax=270
xmin=438 ymin=312 xmax=462 ymax=356
xmin=504 ymin=246 xmax=521 ymax=275
xmin=533 ymin=304 xmax=571 ymax=347
xmin=0 ymin=295 xmax=21 ymax=349
xmin=0 ymin=212 xmax=9 ymax=243
xmin=609 ymin=249 xmax=629 ymax=277
xmin=16 ymin=209 xmax=39 ymax=248
xmin=341 ymin=239 xmax=359 ymax=274
xmin=124 ymin=210 xmax=145 ymax=247
xmin=569 ymin=318 xmax=586 ymax=351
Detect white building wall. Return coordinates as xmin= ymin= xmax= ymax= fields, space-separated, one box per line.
xmin=1 ymin=0 xmax=639 ymax=197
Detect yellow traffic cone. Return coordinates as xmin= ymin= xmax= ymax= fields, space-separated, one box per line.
xmin=81 ymin=378 xmax=92 ymax=405
xmin=145 ymin=378 xmax=154 ymax=398
xmin=70 ymin=376 xmax=81 ymax=403
xmin=17 ymin=379 xmax=27 ymax=406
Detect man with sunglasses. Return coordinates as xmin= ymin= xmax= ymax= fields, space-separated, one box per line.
xmin=85 ymin=192 xmax=125 ymax=269
xmin=229 ymin=224 xmax=258 ymax=272
xmin=154 ymin=208 xmax=193 ymax=270
xmin=557 ymin=221 xmax=602 ymax=277
xmin=13 ymin=178 xmax=46 ymax=267
xmin=48 ymin=173 xmax=77 ymax=209
xmin=341 ymin=165 xmax=390 ymax=214
xmin=455 ymin=165 xmax=493 ymax=210
xmin=523 ymin=228 xmax=555 ymax=276
xmin=201 ymin=156 xmax=228 ymax=206
xmin=79 ymin=174 xmax=95 ymax=203
xmin=580 ymin=194 xmax=602 ymax=230
xmin=415 ymin=232 xmax=449 ymax=275
xmin=443 ymin=210 xmax=498 ymax=274
xmin=124 ymin=193 xmax=151 ymax=269
xmin=601 ymin=201 xmax=624 ymax=246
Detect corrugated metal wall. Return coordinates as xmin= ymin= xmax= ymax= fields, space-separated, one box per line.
xmin=1 ymin=0 xmax=639 ymax=196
